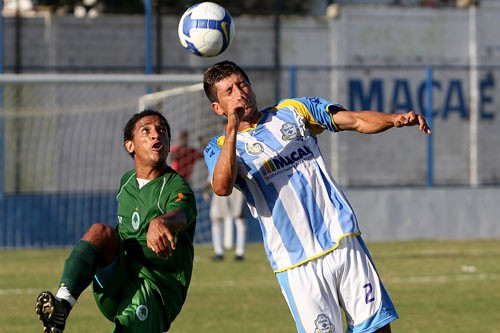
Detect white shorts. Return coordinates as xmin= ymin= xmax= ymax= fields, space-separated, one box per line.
xmin=275 ymin=236 xmax=398 ymax=333
xmin=210 ymin=189 xmax=245 ymax=219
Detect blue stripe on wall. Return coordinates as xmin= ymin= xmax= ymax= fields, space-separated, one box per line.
xmin=0 ymin=191 xmax=262 ymax=248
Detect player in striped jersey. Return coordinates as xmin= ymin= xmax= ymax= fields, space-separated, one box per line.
xmin=203 ymin=61 xmax=431 ymax=333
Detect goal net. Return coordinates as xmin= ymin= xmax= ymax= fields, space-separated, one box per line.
xmin=0 ymin=74 xmax=218 ymax=247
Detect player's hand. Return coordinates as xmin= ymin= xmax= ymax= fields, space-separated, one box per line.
xmin=147 ymin=218 xmax=176 ymax=259
xmin=394 ymin=111 xmax=432 ymax=134
xmin=226 ymin=95 xmax=247 ymax=127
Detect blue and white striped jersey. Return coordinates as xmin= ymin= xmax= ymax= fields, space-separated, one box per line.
xmin=204 ymin=97 xmax=361 ymax=272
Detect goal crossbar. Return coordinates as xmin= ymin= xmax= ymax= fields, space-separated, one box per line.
xmin=0 ymin=74 xmax=203 ymax=85
xmin=138 ymin=83 xmax=204 ymax=111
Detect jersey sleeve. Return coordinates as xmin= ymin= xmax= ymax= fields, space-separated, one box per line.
xmin=164 ymin=176 xmax=197 ymax=228
xmin=276 ymin=97 xmax=346 ymax=135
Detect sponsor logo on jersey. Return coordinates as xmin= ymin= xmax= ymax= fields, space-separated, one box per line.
xmin=314 ymin=314 xmax=335 ymax=333
xmin=260 ymin=145 xmax=313 ymax=181
xmin=136 ymin=304 xmax=148 ymax=321
xmin=245 ymin=142 xmax=264 ymax=155
xmin=132 ymin=211 xmax=140 ymax=230
xmin=280 ymin=122 xmax=300 ymax=141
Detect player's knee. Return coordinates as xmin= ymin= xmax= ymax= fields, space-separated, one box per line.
xmin=84 ymin=223 xmax=114 ymax=240
xmin=82 ymin=223 xmax=119 ymax=259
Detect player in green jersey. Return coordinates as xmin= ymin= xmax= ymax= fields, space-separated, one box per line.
xmin=35 ymin=110 xmax=197 ymax=333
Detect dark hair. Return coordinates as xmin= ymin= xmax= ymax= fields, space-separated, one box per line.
xmin=203 ymin=60 xmax=251 ymax=103
xmin=123 ymin=109 xmax=171 ymax=157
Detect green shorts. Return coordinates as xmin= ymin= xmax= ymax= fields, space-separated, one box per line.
xmin=92 ymin=246 xmax=168 ymax=333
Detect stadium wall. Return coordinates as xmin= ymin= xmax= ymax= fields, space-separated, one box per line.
xmin=1 ymin=4 xmax=500 ymax=247
xmin=345 ymin=187 xmax=500 ymax=242
xmin=1 ymin=187 xmax=498 ymax=247
xmin=2 ymin=5 xmax=500 ymax=186
xmin=3 ymin=4 xmax=500 ymax=70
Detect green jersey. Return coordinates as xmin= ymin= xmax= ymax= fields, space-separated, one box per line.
xmin=116 ymin=167 xmax=197 ymax=308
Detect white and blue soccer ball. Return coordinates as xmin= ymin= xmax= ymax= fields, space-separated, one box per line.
xmin=178 ymin=2 xmax=235 ymax=57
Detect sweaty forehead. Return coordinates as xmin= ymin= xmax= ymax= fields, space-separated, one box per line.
xmin=216 ymin=73 xmax=246 ymax=88
xmin=135 ymin=115 xmax=165 ymax=128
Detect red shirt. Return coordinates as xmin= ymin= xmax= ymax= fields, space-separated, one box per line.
xmin=170 ymin=146 xmax=204 ymax=181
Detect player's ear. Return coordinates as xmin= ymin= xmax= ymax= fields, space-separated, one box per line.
xmin=211 ymin=102 xmax=225 ymax=116
xmin=124 ymin=140 xmax=135 ymax=155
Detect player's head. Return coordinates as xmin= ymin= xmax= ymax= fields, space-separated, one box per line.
xmin=203 ymin=60 xmax=251 ymax=103
xmin=123 ymin=109 xmax=171 ymax=159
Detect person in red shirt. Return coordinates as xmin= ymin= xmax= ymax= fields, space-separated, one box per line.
xmin=169 ymin=130 xmax=204 ymax=182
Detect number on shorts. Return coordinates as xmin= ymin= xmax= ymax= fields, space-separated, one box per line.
xmin=363 ymin=283 xmax=375 ymax=304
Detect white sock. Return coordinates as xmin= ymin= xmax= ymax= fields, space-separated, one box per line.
xmin=56 ymin=286 xmax=77 ymax=308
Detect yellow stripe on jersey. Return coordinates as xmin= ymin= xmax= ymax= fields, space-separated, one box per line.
xmin=216 ymin=135 xmax=225 ymax=147
xmin=216 ymin=113 xmax=264 ymax=147
xmin=276 ymin=99 xmax=339 ymax=135
xmin=272 ymin=232 xmax=361 ymax=273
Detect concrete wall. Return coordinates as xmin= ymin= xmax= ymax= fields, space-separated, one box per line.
xmin=345 ymin=187 xmax=500 ymax=242
xmin=1 ymin=4 xmax=499 ymax=243
xmin=4 ymin=3 xmax=500 ymax=67
xmin=3 ymin=4 xmax=499 ymax=186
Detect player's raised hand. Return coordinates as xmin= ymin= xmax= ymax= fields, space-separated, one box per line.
xmin=225 ymin=94 xmax=247 ymax=129
xmin=393 ymin=111 xmax=432 ymax=134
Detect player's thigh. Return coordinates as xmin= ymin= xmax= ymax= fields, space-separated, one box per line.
xmin=93 ymin=243 xmax=128 ymax=322
xmin=276 ymin=257 xmax=343 ymax=333
xmin=339 ymin=236 xmax=398 ymax=332
xmin=114 ymin=279 xmax=166 ymax=333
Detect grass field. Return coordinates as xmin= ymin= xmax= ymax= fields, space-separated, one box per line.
xmin=1 ymin=239 xmax=500 ymax=333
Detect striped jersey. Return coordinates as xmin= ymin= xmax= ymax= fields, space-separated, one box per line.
xmin=204 ymin=97 xmax=360 ymax=272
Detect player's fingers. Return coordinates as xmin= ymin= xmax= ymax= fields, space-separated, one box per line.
xmin=156 ymin=235 xmax=170 ymax=258
xmin=417 ymin=115 xmax=431 ymax=134
xmin=167 ymin=234 xmax=176 ymax=250
xmin=397 ymin=116 xmax=409 ymax=127
xmin=156 ymin=233 xmax=176 ymax=258
xmin=146 ymin=239 xmax=156 ymax=253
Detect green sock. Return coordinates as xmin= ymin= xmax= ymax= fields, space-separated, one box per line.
xmin=59 ymin=240 xmax=98 ymax=299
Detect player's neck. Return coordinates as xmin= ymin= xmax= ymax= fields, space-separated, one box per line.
xmin=135 ymin=163 xmax=167 ymax=180
xmin=238 ymin=111 xmax=262 ymax=132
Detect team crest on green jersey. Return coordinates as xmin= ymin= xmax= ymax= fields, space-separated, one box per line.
xmin=281 ymin=123 xmax=300 ymax=141
xmin=136 ymin=304 xmax=148 ymax=321
xmin=132 ymin=211 xmax=140 ymax=230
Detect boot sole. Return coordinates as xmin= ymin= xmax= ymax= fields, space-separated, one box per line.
xmin=35 ymin=291 xmax=62 ymax=333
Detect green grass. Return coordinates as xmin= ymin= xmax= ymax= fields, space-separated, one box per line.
xmin=1 ymin=239 xmax=500 ymax=332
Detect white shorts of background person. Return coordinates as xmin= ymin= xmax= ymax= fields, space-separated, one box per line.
xmin=275 ymin=235 xmax=399 ymax=333
xmin=210 ymin=189 xmax=247 ymax=260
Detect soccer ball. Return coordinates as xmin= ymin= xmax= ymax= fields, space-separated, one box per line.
xmin=178 ymin=2 xmax=235 ymax=57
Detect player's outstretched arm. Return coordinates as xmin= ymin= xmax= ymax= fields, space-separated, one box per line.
xmin=333 ymin=110 xmax=431 ymax=134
